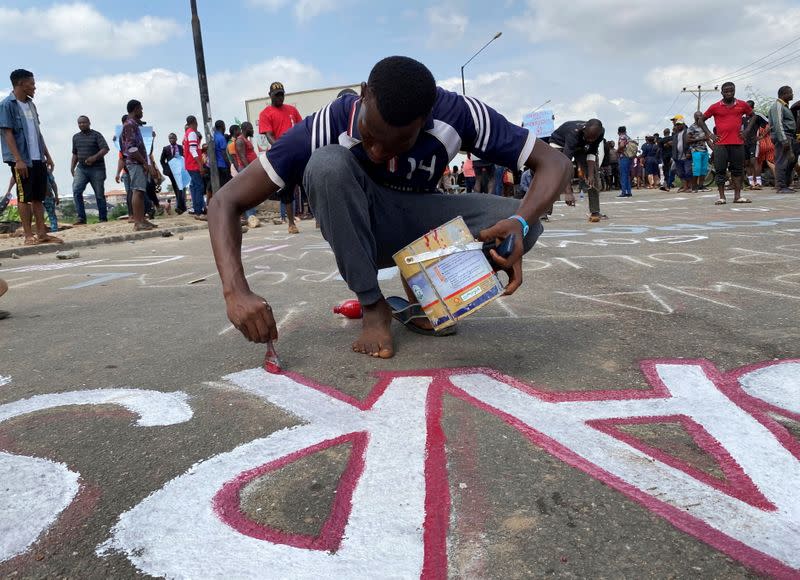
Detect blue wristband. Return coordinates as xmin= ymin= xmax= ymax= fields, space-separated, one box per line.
xmin=508 ymin=214 xmax=529 ymax=237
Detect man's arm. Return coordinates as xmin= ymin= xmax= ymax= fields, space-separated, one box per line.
xmin=236 ymin=138 xmax=250 ymax=167
xmin=120 ymin=125 xmax=149 ymax=165
xmin=187 ymin=131 xmax=204 ymax=173
xmin=265 ymin=131 xmax=277 ymax=146
xmin=71 ymin=153 xmax=78 ymax=176
xmin=159 ymin=146 xmax=169 ymax=169
xmin=208 ymin=160 xmax=281 ymax=342
xmin=86 ymin=133 xmax=110 ymax=165
xmin=86 ymin=146 xmax=109 ymax=166
xmin=696 ymin=118 xmax=716 ymax=142
xmin=115 ymin=155 xmax=124 ymax=183
xmin=2 ymin=128 xmax=28 ymax=179
xmin=770 ymin=102 xmax=789 ymax=147
xmin=478 ymin=139 xmax=571 ymax=295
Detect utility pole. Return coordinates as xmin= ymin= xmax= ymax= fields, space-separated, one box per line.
xmin=190 ymin=0 xmax=219 ymax=193
xmin=682 ymin=85 xmax=719 ymax=112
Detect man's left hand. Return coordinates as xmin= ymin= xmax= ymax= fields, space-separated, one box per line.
xmin=45 ymin=156 xmax=54 ymax=171
xmin=478 ymin=218 xmax=525 ymax=295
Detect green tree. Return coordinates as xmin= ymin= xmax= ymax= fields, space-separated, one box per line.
xmin=744 ymin=85 xmax=773 ymax=116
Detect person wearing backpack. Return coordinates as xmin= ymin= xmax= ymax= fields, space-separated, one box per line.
xmin=616 ymin=126 xmax=635 ymax=197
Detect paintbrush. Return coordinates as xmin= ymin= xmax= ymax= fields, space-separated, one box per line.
xmin=264 ymin=340 xmax=283 ymax=374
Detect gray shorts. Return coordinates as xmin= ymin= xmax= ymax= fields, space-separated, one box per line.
xmin=126 ymin=163 xmax=149 ymax=191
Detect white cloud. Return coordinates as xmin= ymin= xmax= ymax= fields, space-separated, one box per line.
xmin=426 ymin=7 xmax=467 ymax=47
xmin=0 ymin=3 xmax=180 ymax=59
xmin=248 ymin=0 xmax=338 ymax=21
xmin=440 ymin=70 xmax=659 ymax=140
xmin=508 ymin=0 xmax=800 ymax=62
xmin=23 ymin=58 xmax=322 ymax=193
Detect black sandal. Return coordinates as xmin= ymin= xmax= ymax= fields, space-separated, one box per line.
xmin=385 ymin=296 xmax=457 ymax=337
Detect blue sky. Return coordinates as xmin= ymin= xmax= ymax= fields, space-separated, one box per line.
xmin=3 ymin=0 xmax=800 ymax=189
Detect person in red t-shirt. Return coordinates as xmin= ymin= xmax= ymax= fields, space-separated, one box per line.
xmin=258 ymin=81 xmax=303 ymax=234
xmin=700 ymin=82 xmax=757 ymax=204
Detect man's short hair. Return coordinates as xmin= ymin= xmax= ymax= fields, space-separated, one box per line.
xmin=721 ymin=81 xmax=735 ymax=90
xmin=618 ymin=126 xmax=626 ymax=134
xmin=367 ymin=56 xmax=436 ymax=126
xmin=746 ymin=100 xmax=755 ymax=107
xmin=126 ymin=99 xmax=142 ymax=113
xmin=586 ymin=119 xmax=603 ymax=129
xmin=229 ymin=124 xmax=240 ymax=136
xmin=778 ymin=86 xmax=792 ymax=98
xmin=10 ymin=69 xmax=33 ymax=86
xmin=121 ymin=114 xmax=128 ymax=123
xmin=186 ymin=115 xmax=197 ymax=126
xmin=214 ymin=119 xmax=225 ymax=131
xmin=337 ymin=88 xmax=358 ymax=98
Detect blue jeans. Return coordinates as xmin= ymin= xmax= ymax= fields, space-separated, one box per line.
xmin=188 ymin=170 xmax=205 ymax=214
xmin=663 ymin=161 xmax=674 ymax=188
xmin=73 ymin=164 xmax=107 ymax=221
xmin=43 ymin=195 xmax=58 ymax=231
xmin=493 ymin=165 xmax=505 ymax=196
xmin=619 ymin=156 xmax=632 ymax=194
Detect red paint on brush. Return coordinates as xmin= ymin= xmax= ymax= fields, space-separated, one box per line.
xmin=264 ymin=341 xmax=283 ymax=374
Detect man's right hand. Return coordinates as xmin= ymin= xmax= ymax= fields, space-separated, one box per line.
xmin=115 ymin=174 xmax=121 ymax=183
xmin=225 ymin=290 xmax=278 ymax=343
xmin=14 ymin=160 xmax=28 ymax=180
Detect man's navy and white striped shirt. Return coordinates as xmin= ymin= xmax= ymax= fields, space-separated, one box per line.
xmin=260 ymin=87 xmax=535 ymax=193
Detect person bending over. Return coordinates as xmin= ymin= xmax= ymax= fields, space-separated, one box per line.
xmin=208 ymin=56 xmax=570 ymax=358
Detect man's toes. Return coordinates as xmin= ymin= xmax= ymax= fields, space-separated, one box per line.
xmin=377 ymin=345 xmax=394 ymax=359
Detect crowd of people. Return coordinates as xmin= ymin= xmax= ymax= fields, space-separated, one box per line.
xmin=0 ymin=69 xmax=315 ymax=242
xmin=2 ymin=57 xmax=799 ymax=356
xmin=433 ymin=82 xmax=800 ymax=224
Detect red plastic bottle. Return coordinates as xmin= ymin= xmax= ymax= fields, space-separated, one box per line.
xmin=333 ymin=299 xmax=362 ymax=319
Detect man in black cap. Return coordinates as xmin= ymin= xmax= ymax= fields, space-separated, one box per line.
xmin=258 ymin=81 xmax=303 ymax=233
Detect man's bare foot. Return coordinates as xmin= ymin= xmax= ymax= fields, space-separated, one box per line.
xmin=352 ymin=298 xmax=394 ymax=358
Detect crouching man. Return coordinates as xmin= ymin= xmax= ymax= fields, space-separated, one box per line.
xmin=208 ymin=56 xmax=570 ymax=358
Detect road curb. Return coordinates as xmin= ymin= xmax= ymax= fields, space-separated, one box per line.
xmin=0 ymin=224 xmax=208 ymax=259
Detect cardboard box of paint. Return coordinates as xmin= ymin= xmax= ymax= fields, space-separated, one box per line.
xmin=392 ymin=216 xmax=504 ymax=331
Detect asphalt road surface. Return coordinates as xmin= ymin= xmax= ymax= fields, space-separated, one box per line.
xmin=1 ymin=189 xmax=799 ymax=578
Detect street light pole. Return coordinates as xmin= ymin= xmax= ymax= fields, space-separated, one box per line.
xmin=190 ymin=0 xmax=219 ymax=193
xmin=461 ymin=32 xmax=502 ymax=96
xmin=531 ymin=99 xmax=551 ymax=113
